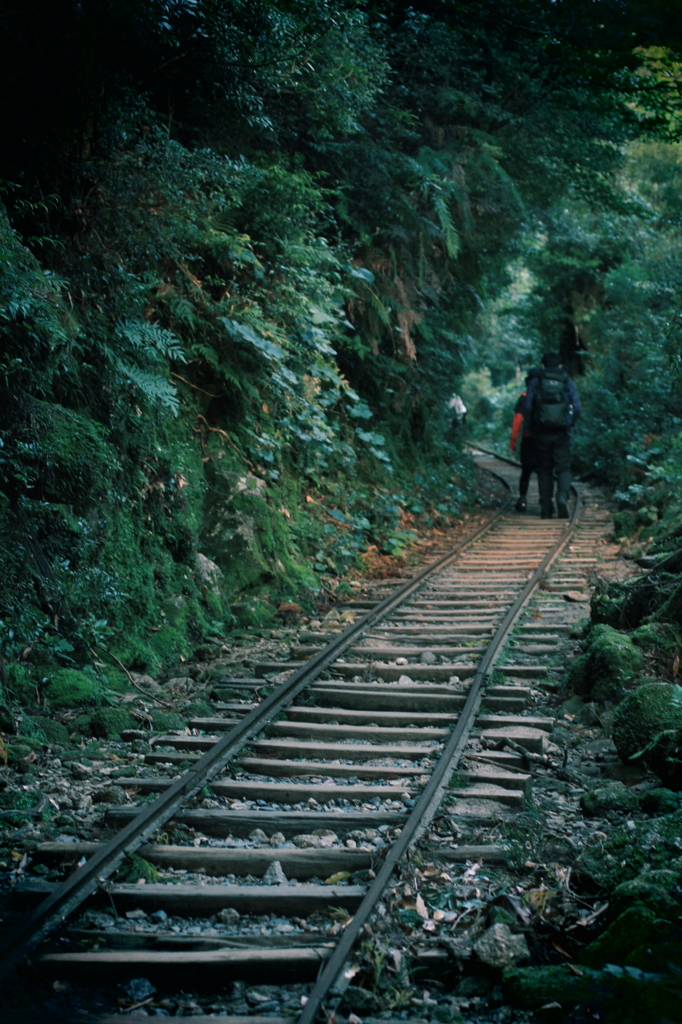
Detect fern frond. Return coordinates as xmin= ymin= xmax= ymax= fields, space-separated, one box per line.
xmin=116 ymin=320 xmax=186 ymax=363
xmin=432 ymin=194 xmax=461 ymax=260
xmin=115 ymin=359 xmax=181 ymax=416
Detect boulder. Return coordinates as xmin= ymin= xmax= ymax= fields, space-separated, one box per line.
xmin=474 ymin=923 xmax=530 ymax=969
xmin=580 ymin=782 xmax=639 ymax=817
xmin=567 ymin=624 xmax=643 ymax=702
xmin=612 ymin=682 xmax=682 ymax=788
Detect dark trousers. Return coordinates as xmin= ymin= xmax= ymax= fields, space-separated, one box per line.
xmin=518 ymin=437 xmax=538 ymax=496
xmin=536 ymin=432 xmax=571 ymax=514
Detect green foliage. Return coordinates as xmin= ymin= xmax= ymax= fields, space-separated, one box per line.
xmin=116 ymin=854 xmax=160 ymax=884
xmin=44 ymin=669 xmax=100 ymax=709
xmin=1 ymin=0 xmax=681 ymax=689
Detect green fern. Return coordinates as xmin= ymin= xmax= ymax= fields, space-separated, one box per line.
xmin=432 ymin=194 xmax=461 ymax=260
xmin=115 ymin=360 xmax=182 ymax=415
xmin=116 ymin=320 xmax=186 ymax=363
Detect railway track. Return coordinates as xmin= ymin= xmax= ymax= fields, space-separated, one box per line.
xmin=0 ymin=451 xmax=621 ymax=1022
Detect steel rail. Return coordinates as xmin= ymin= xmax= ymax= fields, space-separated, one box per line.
xmin=297 ymin=488 xmax=582 ymax=1024
xmin=0 ymin=506 xmax=511 ymax=982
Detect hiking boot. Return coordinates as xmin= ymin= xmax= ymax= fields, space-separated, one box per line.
xmin=541 ymin=503 xmax=554 ymax=519
xmin=515 ymin=498 xmax=527 ymax=513
xmin=557 ymin=501 xmax=569 ymax=519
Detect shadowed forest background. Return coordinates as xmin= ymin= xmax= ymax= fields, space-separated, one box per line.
xmin=2 ymin=0 xmax=682 ymax=681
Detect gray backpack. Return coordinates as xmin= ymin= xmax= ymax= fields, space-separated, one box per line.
xmin=533 ymin=369 xmax=573 ymax=429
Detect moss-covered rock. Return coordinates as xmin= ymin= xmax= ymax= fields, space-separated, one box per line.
xmin=161 ymin=595 xmax=189 ymax=629
xmin=503 ymin=962 xmax=682 ymax=1022
xmin=641 ymin=787 xmax=682 ymax=814
xmin=109 ymin=637 xmax=161 ymax=674
xmin=89 ymin=708 xmax=136 ymax=738
xmin=44 ymin=669 xmax=100 ymax=708
xmin=149 ymin=710 xmax=185 ymax=731
xmin=5 ymin=663 xmax=39 ymax=705
xmin=99 ymin=668 xmax=132 ymax=694
xmin=70 ymin=713 xmax=93 ymax=736
xmin=148 ymin=626 xmax=191 ymax=668
xmin=16 ymin=714 xmax=48 ymax=742
xmin=632 ymin=622 xmax=682 ymax=654
xmin=230 ymin=596 xmax=276 ymax=627
xmin=567 ymin=624 xmax=643 ymax=702
xmin=92 ymin=784 xmax=128 ymax=805
xmin=612 ymin=683 xmax=682 ymax=784
xmin=6 ymin=741 xmax=35 ymax=764
xmin=580 ymin=906 xmax=662 ymax=968
xmin=185 ymin=700 xmax=213 ymax=717
xmin=35 ymin=718 xmax=71 ymax=746
xmin=577 ymin=809 xmax=682 ymax=890
xmin=580 ymin=782 xmax=640 ymax=817
xmin=609 ymin=870 xmax=682 ymax=920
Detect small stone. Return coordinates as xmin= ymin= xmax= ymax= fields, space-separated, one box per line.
xmin=217 ymin=907 xmax=240 ymax=925
xmin=248 ymin=828 xmax=269 ymax=845
xmin=126 ymin=978 xmax=156 ymax=1002
xmin=150 ymin=909 xmax=168 ymax=923
xmin=420 ymin=651 xmax=437 ymax=665
xmin=269 ymin=831 xmax=286 ymax=846
xmin=292 ymin=833 xmax=335 ymax=849
xmin=125 ymin=909 xmax=148 ymax=920
xmin=263 ymin=860 xmax=288 ymax=885
xmin=473 ymin=923 xmax=530 ymax=969
xmin=92 ymin=785 xmax=128 ymax=806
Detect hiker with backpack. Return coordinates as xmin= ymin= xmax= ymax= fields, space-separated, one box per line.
xmin=524 ymin=353 xmax=581 ymax=519
xmin=509 ymin=368 xmax=540 ymax=512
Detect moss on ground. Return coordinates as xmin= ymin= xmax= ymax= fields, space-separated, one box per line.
xmin=89 ymin=707 xmax=136 ymax=738
xmin=612 ymin=683 xmax=682 ymax=786
xmin=44 ymin=669 xmax=100 ymax=708
xmin=577 ymin=809 xmax=682 ymax=890
xmin=503 ymin=963 xmax=682 ymax=1022
xmin=567 ymin=623 xmax=643 ymax=702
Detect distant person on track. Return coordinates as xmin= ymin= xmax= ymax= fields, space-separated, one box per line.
xmin=524 ymin=353 xmax=581 ymax=519
xmin=509 ymin=368 xmax=540 ymax=513
xmin=447 ymin=393 xmax=467 ymax=432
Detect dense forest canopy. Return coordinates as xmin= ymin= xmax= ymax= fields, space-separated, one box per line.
xmin=2 ymin=0 xmax=682 ymax=678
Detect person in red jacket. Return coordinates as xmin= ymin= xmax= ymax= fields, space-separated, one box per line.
xmin=510 ymin=369 xmax=540 ymax=512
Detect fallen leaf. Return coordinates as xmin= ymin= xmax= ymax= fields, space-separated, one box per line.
xmin=415 ymin=895 xmax=429 ymax=920
xmin=324 ymin=871 xmax=351 ymax=885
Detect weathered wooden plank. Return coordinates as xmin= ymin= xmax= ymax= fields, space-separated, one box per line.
xmin=209 ymin=779 xmax=412 ymax=802
xmin=256 ymin=662 xmax=479 ymax=681
xmin=105 ymin=808 xmax=405 ymax=837
xmin=250 ymin=738 xmax=438 ymax=761
xmin=101 ymin=776 xmax=413 ymax=802
xmin=39 ymin=946 xmax=332 ymax=984
xmin=238 ymin=757 xmax=428 ymax=780
xmin=21 ymin=882 xmax=367 ymax=916
xmin=448 ymin=785 xmax=525 ymax=807
xmin=477 ymin=714 xmax=554 ymax=732
xmin=478 ymin=727 xmax=547 ymax=754
xmin=311 ymin=689 xmax=467 ymax=713
xmin=268 ymin=721 xmax=449 ymax=742
xmin=34 ymin=843 xmax=374 ymax=878
xmin=287 ymin=706 xmax=455 ymax=726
